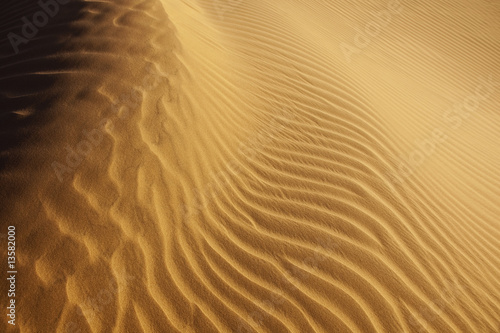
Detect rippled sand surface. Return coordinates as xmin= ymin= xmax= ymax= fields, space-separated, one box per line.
xmin=1 ymin=0 xmax=500 ymax=332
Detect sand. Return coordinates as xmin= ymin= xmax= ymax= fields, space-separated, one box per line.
xmin=1 ymin=0 xmax=499 ymax=332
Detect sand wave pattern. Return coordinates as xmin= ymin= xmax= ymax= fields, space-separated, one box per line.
xmin=1 ymin=0 xmax=499 ymax=332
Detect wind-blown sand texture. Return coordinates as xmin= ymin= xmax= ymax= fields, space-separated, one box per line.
xmin=1 ymin=0 xmax=500 ymax=332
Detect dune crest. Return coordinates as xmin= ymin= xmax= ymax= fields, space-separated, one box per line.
xmin=1 ymin=0 xmax=499 ymax=332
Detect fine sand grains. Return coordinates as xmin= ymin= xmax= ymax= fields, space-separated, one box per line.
xmin=1 ymin=0 xmax=499 ymax=332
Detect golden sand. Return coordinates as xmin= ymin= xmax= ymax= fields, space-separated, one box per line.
xmin=1 ymin=0 xmax=499 ymax=332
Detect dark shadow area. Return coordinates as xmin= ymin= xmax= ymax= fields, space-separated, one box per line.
xmin=0 ymin=0 xmax=86 ymax=169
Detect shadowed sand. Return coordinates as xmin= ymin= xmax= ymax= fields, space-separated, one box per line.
xmin=1 ymin=0 xmax=500 ymax=332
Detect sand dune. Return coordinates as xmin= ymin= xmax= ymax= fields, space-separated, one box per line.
xmin=1 ymin=0 xmax=499 ymax=332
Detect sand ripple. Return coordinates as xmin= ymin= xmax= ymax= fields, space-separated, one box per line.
xmin=1 ymin=0 xmax=499 ymax=332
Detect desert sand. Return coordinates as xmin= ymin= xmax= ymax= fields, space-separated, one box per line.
xmin=1 ymin=0 xmax=500 ymax=332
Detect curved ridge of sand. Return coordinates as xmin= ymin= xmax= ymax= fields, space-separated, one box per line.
xmin=1 ymin=0 xmax=500 ymax=332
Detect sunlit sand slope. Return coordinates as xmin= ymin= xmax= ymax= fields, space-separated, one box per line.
xmin=0 ymin=0 xmax=499 ymax=332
